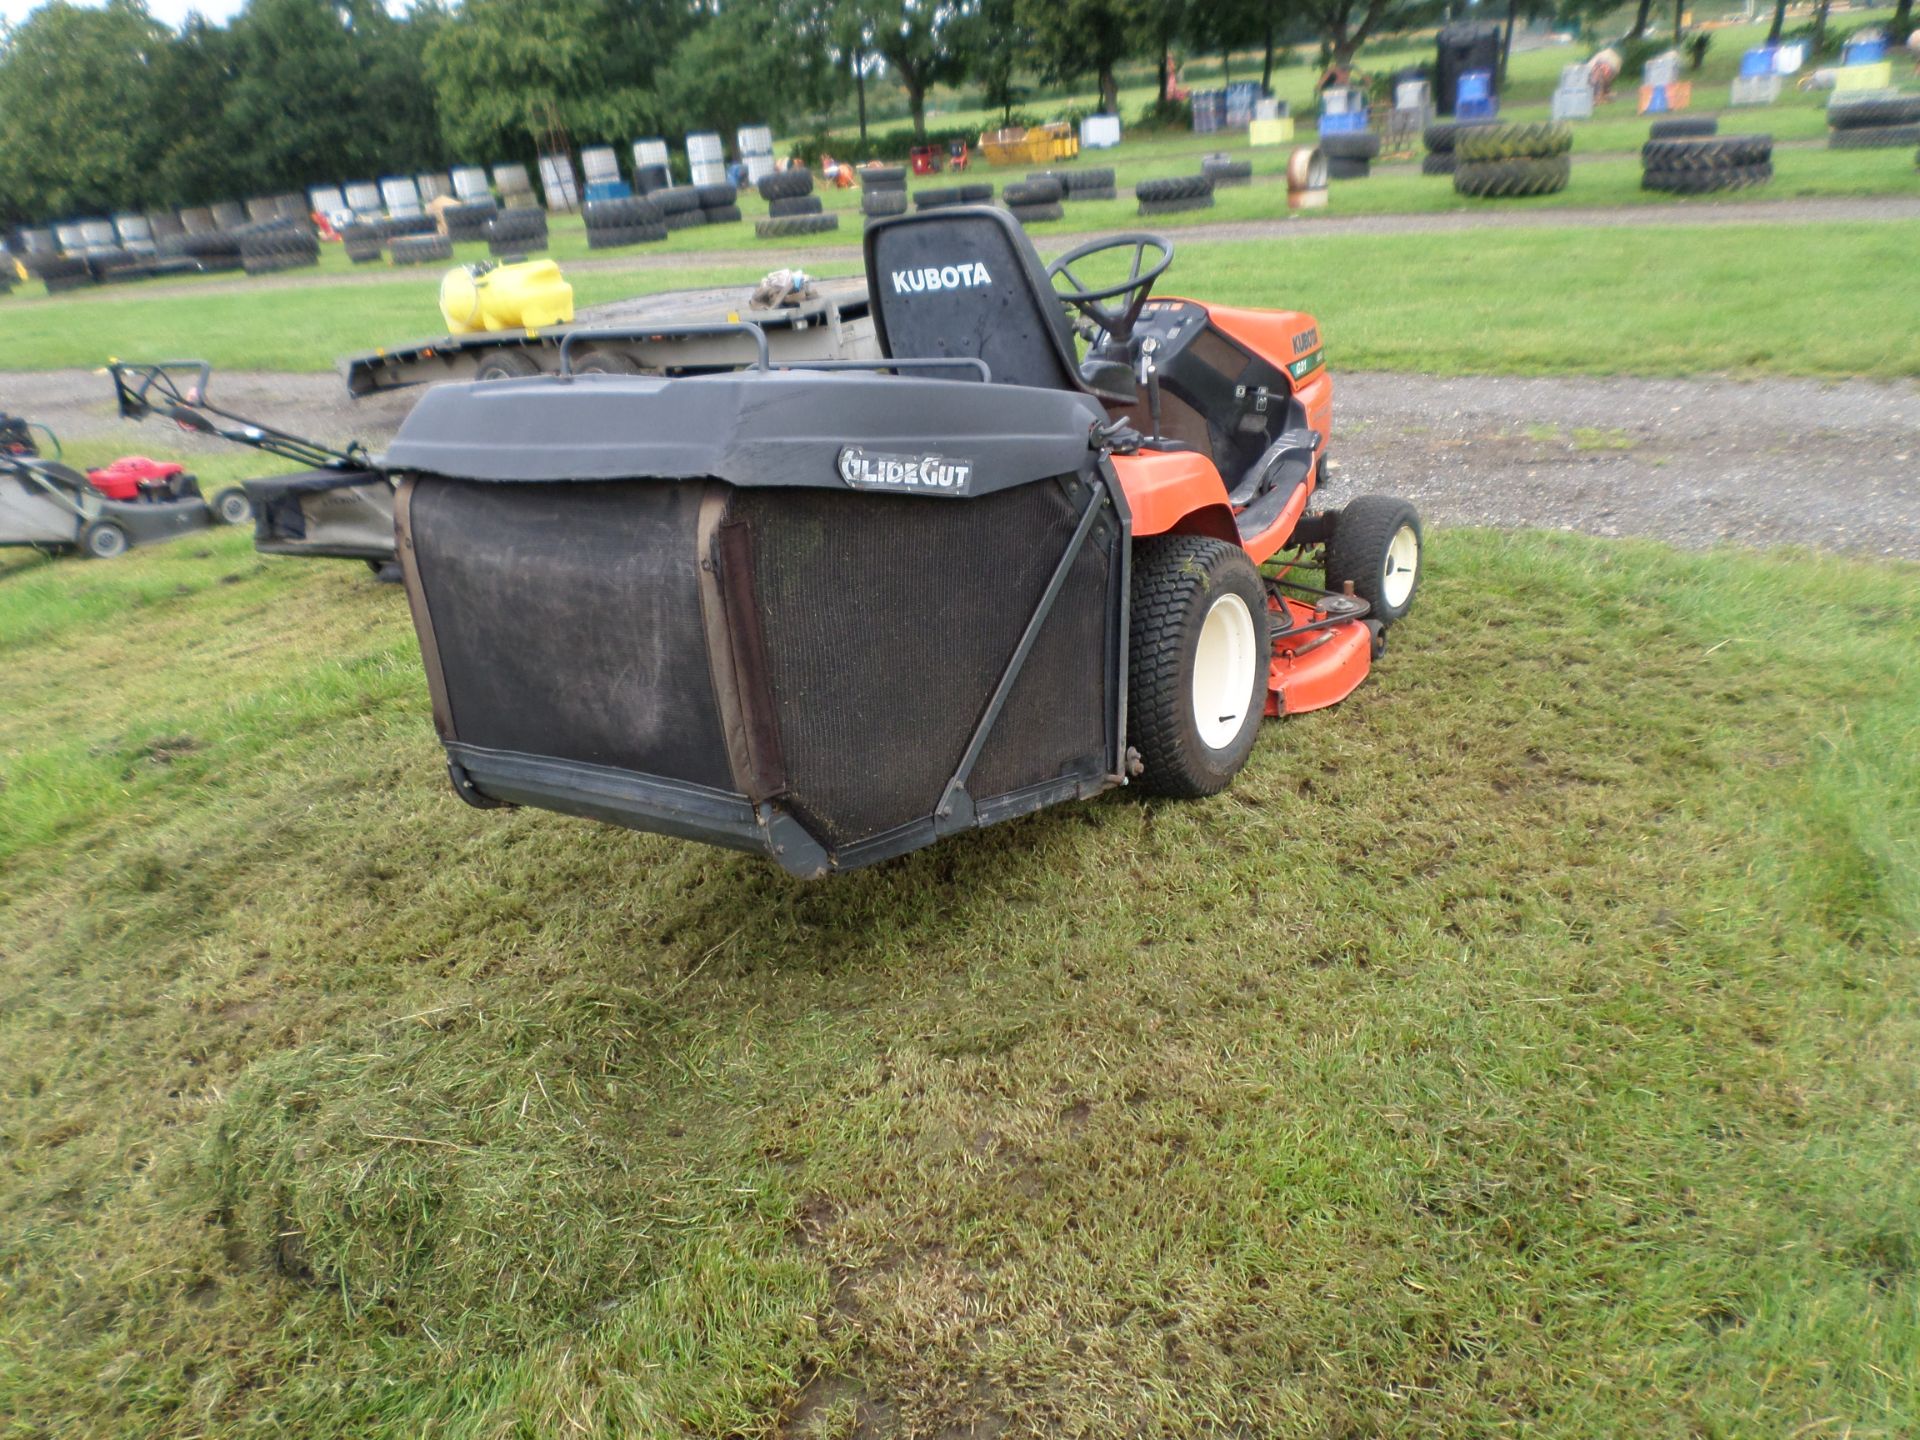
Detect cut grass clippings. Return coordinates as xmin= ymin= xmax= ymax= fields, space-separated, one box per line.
xmin=1 ymin=526 xmax=1916 ymax=1436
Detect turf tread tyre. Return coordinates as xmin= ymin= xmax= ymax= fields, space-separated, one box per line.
xmin=585 ymin=221 xmax=667 ymax=248
xmin=662 ymin=209 xmax=706 ymax=231
xmin=1452 ymin=155 xmax=1570 ymax=197
xmin=1826 ymin=93 xmax=1920 ymax=128
xmin=1326 ymin=156 xmax=1372 ymax=180
xmin=390 ymin=233 xmax=454 ymax=266
xmin=861 ymin=189 xmax=909 ymax=217
xmin=1319 ymin=131 xmax=1382 ymax=160
xmin=1008 ymin=201 xmax=1065 ymax=224
xmin=1135 ymin=174 xmax=1214 ymax=202
xmin=1003 ymin=177 xmax=1064 ymax=205
xmin=1066 ymin=184 xmax=1117 ymax=202
xmin=1061 ymin=167 xmax=1115 ymax=192
xmin=1324 ymin=496 xmax=1422 ymax=624
xmin=1457 ymin=121 xmax=1573 ymax=161
xmin=858 ymin=164 xmax=907 ymax=188
xmin=756 ymin=169 xmax=815 ymax=201
xmin=1648 ymin=116 xmax=1718 ymax=139
xmin=583 ymin=197 xmax=661 ymax=229
xmin=767 ymin=194 xmax=824 ymax=217
xmin=651 ymin=186 xmax=701 ymax=215
xmin=1127 ymin=536 xmax=1270 ymax=799
xmin=1201 ymin=157 xmax=1254 ymax=185
xmin=701 ymin=203 xmax=743 ymax=224
xmin=1641 ymin=160 xmax=1773 ymax=193
xmin=1421 ymin=151 xmax=1457 ymax=175
xmin=754 ymin=213 xmax=840 ymax=238
xmin=1138 ymin=194 xmax=1216 ymax=214
xmin=1826 ymin=123 xmax=1920 ymax=149
xmin=1640 ymin=135 xmax=1773 ymax=169
xmin=440 ymin=201 xmax=496 ymax=243
xmin=694 ymin=182 xmax=737 ymax=208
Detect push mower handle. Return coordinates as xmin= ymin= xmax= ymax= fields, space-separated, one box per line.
xmin=108 ymin=359 xmax=367 ymax=472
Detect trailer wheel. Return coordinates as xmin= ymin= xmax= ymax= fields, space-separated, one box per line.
xmin=81 ymin=519 xmax=130 ymax=559
xmin=570 ymin=351 xmax=643 ymax=375
xmin=474 ymin=350 xmax=543 ymax=382
xmin=212 ymin=487 xmax=252 ymax=525
xmin=1128 ymin=536 xmax=1270 ymax=798
xmin=1324 ymin=496 xmax=1422 ymax=623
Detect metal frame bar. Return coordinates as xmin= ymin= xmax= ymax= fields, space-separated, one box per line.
xmin=934 ymin=478 xmax=1110 ymax=827
xmin=558 ymin=322 xmax=770 ymax=373
xmin=773 ymin=357 xmax=992 ymax=382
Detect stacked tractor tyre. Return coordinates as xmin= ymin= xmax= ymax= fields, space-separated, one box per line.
xmin=1825 ymin=91 xmax=1920 ymax=149
xmin=485 ymin=206 xmax=549 ymax=257
xmin=1134 ymin=175 xmax=1213 ymax=215
xmin=1640 ymin=134 xmax=1772 ymax=194
xmin=583 ymin=195 xmax=667 ymax=249
xmin=1001 ymin=176 xmax=1063 ymax=225
xmin=1319 ymin=130 xmax=1382 ymax=180
xmin=859 ymin=165 xmax=908 ymax=220
xmin=440 ymin=199 xmax=498 ymax=244
xmin=340 ymin=223 xmax=386 ymax=264
xmin=1648 ymin=116 xmax=1717 ymax=139
xmin=1454 ymin=122 xmax=1572 ymax=198
xmin=654 ymin=186 xmax=707 ymax=232
xmin=697 ymin=183 xmax=740 ymax=225
xmin=238 ymin=220 xmax=320 ymax=276
xmin=756 ymin=169 xmax=838 ymax=239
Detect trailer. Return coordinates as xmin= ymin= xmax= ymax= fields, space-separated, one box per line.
xmin=339 ymin=276 xmax=879 ymax=397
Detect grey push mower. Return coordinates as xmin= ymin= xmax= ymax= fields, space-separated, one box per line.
xmin=0 ymin=410 xmax=236 ymax=560
xmin=110 ymin=362 xmax=399 ymax=578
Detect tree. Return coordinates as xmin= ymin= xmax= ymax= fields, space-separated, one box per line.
xmin=1766 ymin=0 xmax=1788 ymax=44
xmin=961 ymin=0 xmax=1034 ymax=125
xmin=1296 ymin=0 xmax=1439 ymax=69
xmin=853 ymin=0 xmax=972 ymax=139
xmin=0 ymin=0 xmax=172 ymax=222
xmin=426 ymin=0 xmax=690 ymax=160
xmin=654 ymin=0 xmax=841 ymax=138
xmin=1018 ymin=0 xmax=1148 ymax=115
xmin=219 ymin=0 xmax=442 ymax=196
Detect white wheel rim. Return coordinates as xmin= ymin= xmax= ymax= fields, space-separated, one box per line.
xmin=1382 ymin=524 xmax=1419 ymax=610
xmin=1192 ymin=592 xmax=1258 ymax=751
xmin=221 ymin=494 xmax=249 ymax=523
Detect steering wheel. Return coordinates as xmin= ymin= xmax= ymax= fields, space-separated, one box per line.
xmin=1046 ymin=233 xmax=1174 ymax=344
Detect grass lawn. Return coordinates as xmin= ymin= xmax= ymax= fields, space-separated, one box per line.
xmin=1 ymin=521 xmax=1916 ymax=1437
xmin=3 ymin=220 xmax=1916 ymax=382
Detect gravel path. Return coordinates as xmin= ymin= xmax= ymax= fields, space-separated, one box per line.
xmin=11 ymin=368 xmax=1918 ymax=560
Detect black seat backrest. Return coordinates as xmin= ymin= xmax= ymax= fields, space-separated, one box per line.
xmin=862 ymin=206 xmax=1085 ymax=393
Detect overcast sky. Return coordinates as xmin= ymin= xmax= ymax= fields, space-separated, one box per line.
xmin=2 ymin=0 xmax=281 ymax=28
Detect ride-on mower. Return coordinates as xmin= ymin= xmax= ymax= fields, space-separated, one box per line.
xmin=376 ymin=208 xmax=1423 ymax=874
xmin=0 ymin=409 xmax=249 ymax=559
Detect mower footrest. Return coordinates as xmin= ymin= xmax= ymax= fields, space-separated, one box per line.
xmin=1226 ymin=427 xmax=1319 ymax=508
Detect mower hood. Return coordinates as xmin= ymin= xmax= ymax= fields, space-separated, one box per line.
xmin=381 ymin=369 xmax=1107 ymax=495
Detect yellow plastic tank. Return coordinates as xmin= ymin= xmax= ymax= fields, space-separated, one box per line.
xmin=439 ymin=259 xmax=574 ymax=335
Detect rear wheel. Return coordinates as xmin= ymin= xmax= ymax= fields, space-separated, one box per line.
xmin=570 ymin=350 xmax=642 ymax=375
xmin=1128 ymin=536 xmax=1270 ymax=798
xmin=81 ymin=519 xmax=130 ymax=559
xmin=1324 ymin=496 xmax=1422 ymax=623
xmin=213 ymin=487 xmax=252 ymax=524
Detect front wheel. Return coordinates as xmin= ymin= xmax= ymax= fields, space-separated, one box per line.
xmin=1324 ymin=496 xmax=1422 ymax=624
xmin=1128 ymin=536 xmax=1270 ymax=798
